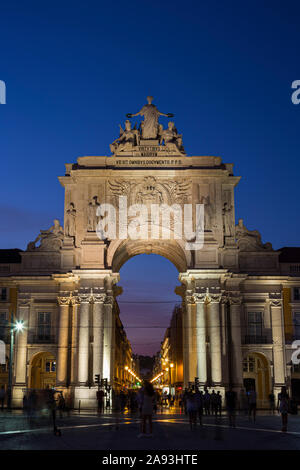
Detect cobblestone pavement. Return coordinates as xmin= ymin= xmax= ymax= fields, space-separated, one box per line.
xmin=0 ymin=409 xmax=300 ymax=450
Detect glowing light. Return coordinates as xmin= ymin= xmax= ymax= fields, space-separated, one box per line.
xmin=15 ymin=321 xmax=24 ymax=331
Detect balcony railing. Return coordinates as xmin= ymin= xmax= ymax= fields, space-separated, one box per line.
xmin=243 ymin=335 xmax=268 ymax=344
xmin=27 ymin=332 xmax=56 ymax=344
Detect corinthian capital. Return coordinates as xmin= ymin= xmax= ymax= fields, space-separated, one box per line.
xmin=93 ymin=293 xmax=106 ymax=303
xmin=269 ymin=292 xmax=282 ymax=307
xmin=228 ymin=292 xmax=242 ymax=306
xmin=58 ymin=296 xmax=71 ymax=306
xmin=18 ymin=294 xmax=31 ymax=307
xmin=77 ymin=287 xmax=93 ymax=304
xmin=104 ymin=295 xmax=114 ymax=306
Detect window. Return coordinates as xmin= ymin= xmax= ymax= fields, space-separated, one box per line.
xmin=243 ymin=356 xmax=255 ymax=373
xmin=247 ymin=312 xmax=263 ymax=339
xmin=0 ymin=312 xmax=7 ymax=340
xmin=0 ymin=288 xmax=7 ymax=301
xmin=294 ymin=312 xmax=300 ymax=339
xmin=45 ymin=361 xmax=56 ymax=373
xmin=37 ymin=312 xmax=51 ymax=341
xmin=294 ymin=288 xmax=300 ymax=301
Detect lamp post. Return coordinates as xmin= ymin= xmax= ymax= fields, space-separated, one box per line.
xmin=7 ymin=312 xmax=24 ymax=410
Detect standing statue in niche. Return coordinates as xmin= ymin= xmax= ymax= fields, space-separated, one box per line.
xmin=222 ymin=202 xmax=233 ymax=237
xmin=65 ymin=202 xmax=76 ymax=237
xmin=126 ymin=96 xmax=174 ymax=139
xmin=201 ymin=195 xmax=213 ymax=230
xmin=87 ymin=196 xmax=100 ymax=232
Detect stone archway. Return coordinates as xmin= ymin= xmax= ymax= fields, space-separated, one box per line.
xmin=108 ymin=237 xmax=190 ymax=273
xmin=243 ymin=352 xmax=271 ymax=408
xmin=29 ymin=352 xmax=56 ymax=389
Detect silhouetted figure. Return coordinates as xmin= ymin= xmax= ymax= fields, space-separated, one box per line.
xmin=248 ymin=388 xmax=257 ymax=423
xmin=0 ymin=386 xmax=5 ymax=411
xmin=216 ymin=391 xmax=222 ymax=417
xmin=97 ymin=389 xmax=105 ymax=413
xmin=203 ymin=390 xmax=211 ymax=415
xmin=268 ymin=391 xmax=275 ymax=414
xmin=138 ymin=381 xmax=156 ymax=438
xmin=195 ymin=389 xmax=204 ymax=425
xmin=277 ymin=386 xmax=290 ymax=432
xmin=225 ymin=387 xmax=237 ymax=427
xmin=186 ymin=391 xmax=197 ymax=430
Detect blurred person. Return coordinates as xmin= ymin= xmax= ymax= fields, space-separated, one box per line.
xmin=225 ymin=387 xmax=237 ymax=428
xmin=138 ymin=381 xmax=156 ymax=438
xmin=248 ymin=388 xmax=257 ymax=423
xmin=186 ymin=391 xmax=197 ymax=430
xmin=216 ymin=391 xmax=222 ymax=417
xmin=0 ymin=385 xmax=5 ymax=411
xmin=203 ymin=389 xmax=211 ymax=415
xmin=195 ymin=389 xmax=204 ymax=425
xmin=277 ymin=386 xmax=290 ymax=432
xmin=268 ymin=391 xmax=275 ymax=414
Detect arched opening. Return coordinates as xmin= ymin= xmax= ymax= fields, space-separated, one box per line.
xmin=29 ymin=352 xmax=56 ymax=389
xmin=243 ymin=352 xmax=271 ymax=407
xmin=114 ymin=252 xmax=184 ymax=398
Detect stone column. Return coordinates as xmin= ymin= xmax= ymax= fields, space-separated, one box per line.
xmin=70 ymin=296 xmax=79 ymax=385
xmin=93 ymin=293 xmax=106 ymax=380
xmin=103 ymin=295 xmax=114 ymax=384
xmin=15 ymin=295 xmax=30 ymax=386
xmin=270 ymin=293 xmax=286 ymax=393
xmin=229 ymin=293 xmax=243 ymax=389
xmin=56 ymin=294 xmax=71 ymax=386
xmin=182 ymin=301 xmax=189 ymax=388
xmin=207 ymin=293 xmax=222 ymax=385
xmin=194 ymin=293 xmax=207 ymax=385
xmin=77 ymin=291 xmax=91 ymax=385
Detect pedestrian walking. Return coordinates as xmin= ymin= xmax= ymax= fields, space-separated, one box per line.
xmin=248 ymin=388 xmax=257 ymax=423
xmin=0 ymin=386 xmax=5 ymax=411
xmin=277 ymin=386 xmax=290 ymax=432
xmin=211 ymin=390 xmax=218 ymax=416
xmin=186 ymin=391 xmax=197 ymax=430
xmin=225 ymin=387 xmax=237 ymax=427
xmin=96 ymin=388 xmax=105 ymax=413
xmin=216 ymin=391 xmax=222 ymax=417
xmin=203 ymin=389 xmax=211 ymax=415
xmin=268 ymin=391 xmax=275 ymax=414
xmin=58 ymin=393 xmax=65 ymax=418
xmin=137 ymin=381 xmax=156 ymax=438
xmin=195 ymin=389 xmax=204 ymax=425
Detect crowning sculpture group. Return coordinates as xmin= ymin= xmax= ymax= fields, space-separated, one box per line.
xmin=110 ymin=96 xmax=185 ymax=154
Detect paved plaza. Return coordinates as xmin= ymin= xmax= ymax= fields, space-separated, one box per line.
xmin=1 ymin=408 xmax=300 ymax=450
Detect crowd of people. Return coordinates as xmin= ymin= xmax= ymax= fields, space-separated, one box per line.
xmin=0 ymin=382 xmax=296 ymax=435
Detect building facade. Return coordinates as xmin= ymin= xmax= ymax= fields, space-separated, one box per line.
xmin=0 ymin=98 xmax=300 ymax=408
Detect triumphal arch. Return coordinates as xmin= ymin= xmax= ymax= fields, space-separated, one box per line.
xmin=8 ymin=97 xmax=288 ymax=409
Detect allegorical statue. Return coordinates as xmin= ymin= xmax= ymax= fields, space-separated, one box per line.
xmin=27 ymin=219 xmax=64 ymax=251
xmin=109 ymin=120 xmax=139 ymax=154
xmin=126 ymin=96 xmax=174 ymax=139
xmin=160 ymin=121 xmax=185 ymax=153
xmin=235 ymin=219 xmax=273 ymax=251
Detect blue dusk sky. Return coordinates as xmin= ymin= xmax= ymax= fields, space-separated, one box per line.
xmin=1 ymin=1 xmax=300 ymax=354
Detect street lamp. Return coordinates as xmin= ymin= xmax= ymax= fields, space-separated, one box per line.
xmin=7 ymin=313 xmax=24 ymax=410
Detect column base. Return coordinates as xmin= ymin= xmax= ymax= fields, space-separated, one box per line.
xmin=12 ymin=385 xmax=26 ymax=408
xmin=74 ymin=386 xmax=98 ymax=409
